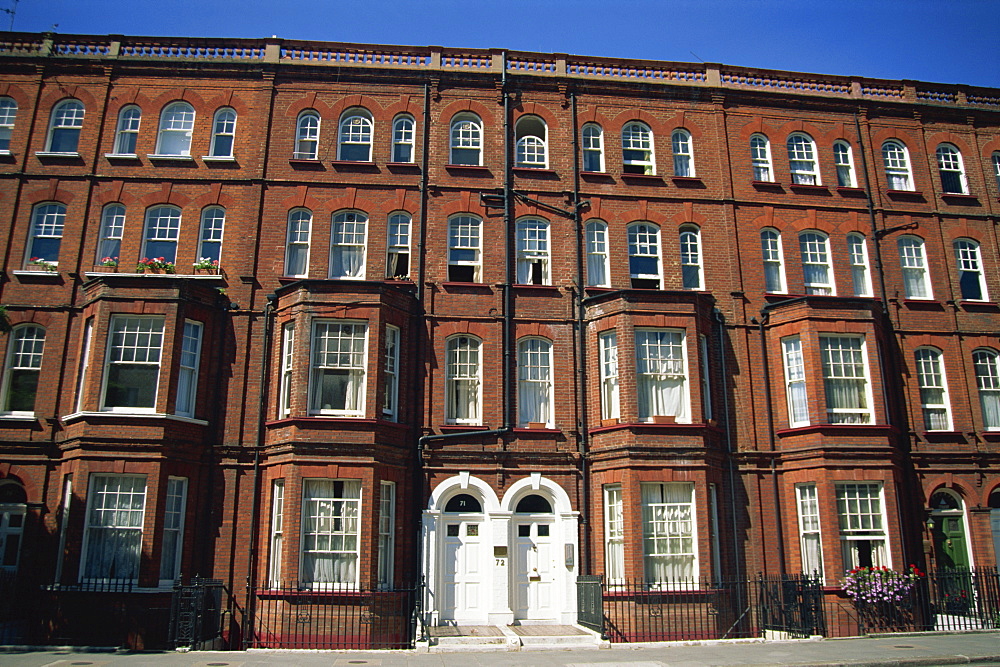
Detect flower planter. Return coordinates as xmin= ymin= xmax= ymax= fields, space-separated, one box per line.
xmin=92 ymin=265 xmax=118 ymax=273
xmin=600 ymin=418 xmax=619 ymax=427
xmin=194 ymin=267 xmax=219 ymax=275
xmin=527 ymin=422 xmax=547 ymax=430
xmin=651 ymin=415 xmax=676 ymax=424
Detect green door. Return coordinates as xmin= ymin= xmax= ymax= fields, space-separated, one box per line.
xmin=932 ymin=514 xmax=970 ymax=569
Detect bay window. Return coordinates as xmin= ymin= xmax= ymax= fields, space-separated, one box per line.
xmin=309 ymin=321 xmax=367 ymax=416
xmin=796 ymin=484 xmax=824 ymax=578
xmin=517 ymin=338 xmax=552 ymax=427
xmin=782 ymin=336 xmax=808 ymax=427
xmin=279 ymin=322 xmax=294 ymax=418
xmin=635 ymin=329 xmax=688 ymax=422
xmin=383 ymin=325 xmax=399 ymax=421
xmin=599 ymin=330 xmax=619 ymax=420
xmin=301 ymin=479 xmax=360 ymax=586
xmin=604 ymin=485 xmax=624 ymax=583
xmin=820 ymin=335 xmax=872 ymax=424
xmin=81 ymin=474 xmax=146 ymax=582
xmin=158 ymin=477 xmax=188 ymax=585
xmin=378 ymin=481 xmax=395 ymax=588
xmin=642 ymin=482 xmax=696 ymax=584
xmin=836 ymin=482 xmax=888 ymax=570
xmin=175 ymin=321 xmax=203 ymax=418
xmin=445 ymin=335 xmax=481 ymax=424
xmin=268 ymin=480 xmax=284 ymax=587
xmin=103 ymin=316 xmax=163 ymax=411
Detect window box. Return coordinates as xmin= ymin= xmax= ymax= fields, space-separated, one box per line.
xmin=526 ymin=422 xmax=547 ymax=430
xmin=91 ymin=264 xmax=118 ymax=273
xmin=650 ymin=415 xmax=676 ymax=424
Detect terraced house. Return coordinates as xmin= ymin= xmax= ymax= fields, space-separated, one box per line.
xmin=0 ymin=32 xmax=999 ymax=650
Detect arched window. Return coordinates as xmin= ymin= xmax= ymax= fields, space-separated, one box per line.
xmin=799 ymin=231 xmax=833 ymax=295
xmin=209 ymin=107 xmax=237 ymax=158
xmin=622 ymin=121 xmax=654 ymax=175
xmin=582 ymin=123 xmax=604 ymax=172
xmin=391 ymin=115 xmax=414 ymax=163
xmin=787 ymin=133 xmax=820 ymax=185
xmin=898 ymin=235 xmax=932 ymax=299
xmin=444 ymin=493 xmax=482 ymax=513
xmin=155 ymin=102 xmax=195 ymax=156
xmin=515 ymin=494 xmax=553 ymax=513
xmin=0 ymin=97 xmax=17 ymax=152
xmin=847 ymin=233 xmax=872 ymax=297
xmin=46 ymin=99 xmax=84 ymax=153
xmin=113 ymin=105 xmax=141 ymax=155
xmin=450 ymin=113 xmax=482 ymax=166
xmin=386 ymin=212 xmax=411 ymax=279
xmin=515 ymin=218 xmax=549 ymax=284
xmin=446 ymin=335 xmax=481 ymax=424
xmin=447 ymin=215 xmax=482 ymax=282
xmin=833 ymin=140 xmax=856 ymax=187
xmin=760 ymin=228 xmax=786 ymax=293
xmin=628 ymin=222 xmax=661 ymax=288
xmin=198 ymin=207 xmax=225 ymax=265
xmin=285 ymin=208 xmax=312 ymax=277
xmin=2 ymin=324 xmax=45 ymax=414
xmin=26 ymin=202 xmax=66 ymax=268
xmin=679 ymin=224 xmax=702 ymax=289
xmin=993 ymin=152 xmax=1000 ymax=192
xmin=515 ymin=115 xmax=547 ymax=168
xmin=882 ymin=140 xmax=913 ymax=191
xmin=671 ymin=128 xmax=694 ymax=177
xmin=750 ymin=134 xmax=772 ymax=181
xmin=914 ymin=347 xmax=951 ymax=431
xmin=97 ymin=204 xmax=125 ymax=266
xmin=330 ymin=210 xmax=368 ymax=279
xmin=295 ymin=110 xmax=320 ymax=160
xmin=517 ymin=338 xmax=553 ymax=427
xmin=338 ymin=108 xmax=373 ymax=161
xmin=973 ymin=348 xmax=1000 ymax=430
xmin=936 ymin=143 xmax=967 ymax=194
xmin=142 ymin=206 xmax=181 ymax=264
xmin=585 ymin=220 xmax=610 ymax=287
xmin=954 ymin=238 xmax=988 ymax=301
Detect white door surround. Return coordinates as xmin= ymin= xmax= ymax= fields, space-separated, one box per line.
xmin=422 ymin=472 xmax=579 ymax=626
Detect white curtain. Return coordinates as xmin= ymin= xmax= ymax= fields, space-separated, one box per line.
xmin=332 ymin=245 xmax=364 ymax=278
xmin=825 ymin=378 xmax=867 ymax=423
xmin=84 ymin=527 xmax=142 ymax=580
xmin=803 ymin=263 xmax=828 ymax=289
xmin=449 ymin=378 xmax=479 ymax=422
xmin=888 ymin=173 xmax=909 ymax=190
xmin=642 ymin=483 xmax=694 ymax=584
xmin=639 ymin=375 xmax=686 ymax=421
xmin=303 ymin=480 xmax=360 ymax=586
xmin=981 ymin=391 xmax=1000 ymax=429
xmin=903 ymin=267 xmax=927 ymax=298
xmin=519 ymin=379 xmax=549 ymax=425
xmin=801 ymin=534 xmax=823 ymax=575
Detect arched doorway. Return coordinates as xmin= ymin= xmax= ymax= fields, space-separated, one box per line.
xmin=0 ymin=481 xmax=27 ymax=575
xmin=511 ymin=493 xmax=555 ymax=621
xmin=929 ymin=489 xmax=972 ymax=570
xmin=438 ymin=492 xmax=487 ymax=624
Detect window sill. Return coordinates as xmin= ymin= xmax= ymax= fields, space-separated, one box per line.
xmin=515 ymin=424 xmax=555 ymax=432
xmin=789 ymin=183 xmax=830 ymax=194
xmin=0 ymin=413 xmax=38 ymax=422
xmin=201 ymin=155 xmax=236 ymax=162
xmin=513 ymin=283 xmax=560 ymax=291
xmin=330 ymin=160 xmax=378 ymax=170
xmin=386 ymin=162 xmax=420 ymax=170
xmin=147 ymin=154 xmax=195 ymax=161
xmin=512 ymin=167 xmax=557 ymax=176
xmin=620 ymin=173 xmax=663 ymax=183
xmin=885 ymin=189 xmax=924 ymax=198
xmin=751 ymin=180 xmax=782 ymax=188
xmin=958 ymin=300 xmax=999 ymax=312
xmin=442 ymin=281 xmax=490 ymax=289
xmin=0 ymin=149 xmax=11 ymax=156
xmin=35 ymin=151 xmax=81 ymax=158
xmin=61 ymin=411 xmax=209 ymax=426
xmin=12 ymin=269 xmax=63 ymax=283
xmin=940 ymin=192 xmax=979 ymax=203
xmin=671 ymin=176 xmax=704 ymax=187
xmin=104 ymin=152 xmax=141 ymax=161
xmin=445 ymin=164 xmax=491 ymax=174
xmin=580 ymin=170 xmax=609 ymax=178
xmin=837 ymin=186 xmax=866 ymax=195
xmin=83 ymin=271 xmax=224 ymax=280
xmin=776 ymin=423 xmax=895 ymax=437
xmin=439 ymin=424 xmax=488 ymax=431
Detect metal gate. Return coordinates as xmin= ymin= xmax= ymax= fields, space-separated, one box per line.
xmin=576 ymin=575 xmax=604 ymax=634
xmin=756 ymin=574 xmax=825 ymax=638
xmin=168 ymin=578 xmax=224 ymax=650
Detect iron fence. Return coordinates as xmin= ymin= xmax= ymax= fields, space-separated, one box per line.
xmin=249 ymin=582 xmax=420 ymax=650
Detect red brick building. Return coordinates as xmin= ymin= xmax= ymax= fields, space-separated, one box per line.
xmin=0 ymin=33 xmax=999 ymax=645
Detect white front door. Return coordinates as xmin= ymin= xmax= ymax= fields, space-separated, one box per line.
xmin=440 ymin=518 xmax=485 ymax=623
xmin=512 ymin=519 xmax=555 ymax=620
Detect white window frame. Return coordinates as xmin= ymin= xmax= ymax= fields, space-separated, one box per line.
xmin=954 ymin=238 xmax=988 ymax=301
xmin=330 ymin=210 xmax=368 ymax=279
xmin=378 ymin=481 xmax=395 ymax=588
xmin=796 ymin=484 xmax=825 ymax=579
xmin=113 ymin=105 xmax=141 ymax=156
xmin=142 ymin=205 xmax=181 ymax=265
xmin=635 ymin=328 xmax=689 ymax=423
xmin=26 ymin=202 xmax=65 ymax=267
xmin=102 ymin=315 xmax=164 ymax=412
xmin=604 ymin=484 xmax=624 ymax=584
xmin=782 ymin=336 xmax=809 ymax=427
xmin=517 ymin=337 xmax=553 ymax=427
xmin=309 ymin=320 xmax=368 ymax=417
xmin=787 ymin=133 xmax=820 ymax=185
xmin=158 ymin=476 xmax=188 ymax=586
xmin=1 ymin=324 xmax=45 ymax=416
xmin=585 ymin=220 xmax=610 ymax=287
xmin=515 ymin=115 xmax=547 ymax=168
xmin=993 ymin=152 xmax=1000 ymax=193
xmin=973 ymin=348 xmax=1000 ymax=430
xmin=699 ymin=334 xmax=712 ymax=421
xmin=80 ymin=474 xmax=146 ymax=583
xmin=0 ymin=96 xmax=17 ymax=153
xmin=447 ymin=215 xmax=482 ymax=283
xmin=671 ymin=128 xmax=694 ymax=177
xmin=936 ymin=143 xmax=968 ymax=194
xmin=820 ymin=335 xmax=873 ymax=425
xmin=628 ymin=222 xmax=662 ymax=289
xmin=898 ymin=235 xmax=933 ymax=300
xmin=154 ymin=101 xmax=195 ymax=156
xmin=761 ymin=228 xmax=786 ymax=293
xmin=337 ymin=109 xmax=373 ymax=162
xmin=750 ymin=134 xmax=773 ymax=182
xmin=622 ymin=121 xmax=655 ymax=175
xmin=285 ymin=208 xmax=311 ymax=278
xmin=833 ymin=140 xmax=857 ymax=188
xmin=847 ymin=233 xmax=873 ymax=297
xmin=383 ymin=325 xmax=399 ymax=421
xmin=386 ymin=212 xmax=411 ymax=279
xmin=515 ymin=218 xmax=550 ymax=285
xmin=882 ymin=140 xmax=913 ymax=191
xmin=582 ymin=123 xmax=604 ymax=172
xmin=599 ymin=330 xmax=619 ymax=421
xmin=799 ymin=231 xmax=834 ymax=295
xmin=836 ymin=482 xmax=889 ymax=571
xmin=391 ymin=115 xmax=415 ymax=163
xmin=46 ymin=99 xmax=84 ymax=154
xmin=445 ymin=335 xmax=481 ymax=425
xmin=915 ymin=347 xmax=952 ymax=431
xmin=268 ymin=479 xmax=284 ymax=587
xmin=197 ymin=206 xmax=225 ymax=266
xmin=294 ymin=110 xmax=320 ymax=160
xmin=279 ymin=322 xmax=294 ymax=418
xmin=300 ymin=479 xmax=361 ymax=587
xmin=208 ymin=107 xmax=236 ymax=158
xmin=74 ymin=318 xmax=94 ymax=413
xmin=97 ymin=204 xmax=125 ymax=266
xmin=679 ymin=225 xmax=703 ymax=290
xmin=642 ymin=482 xmax=697 ymax=585
xmin=450 ymin=113 xmax=482 ymax=166
xmin=175 ymin=320 xmax=203 ymax=418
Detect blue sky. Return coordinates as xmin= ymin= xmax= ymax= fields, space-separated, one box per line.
xmin=6 ymin=0 xmax=998 ymax=88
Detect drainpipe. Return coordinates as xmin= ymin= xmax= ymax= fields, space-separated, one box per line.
xmin=501 ymin=50 xmax=513 ymax=435
xmin=241 ymin=292 xmax=277 ymax=649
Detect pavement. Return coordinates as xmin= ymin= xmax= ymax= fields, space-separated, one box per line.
xmin=2 ymin=631 xmax=1000 ymax=667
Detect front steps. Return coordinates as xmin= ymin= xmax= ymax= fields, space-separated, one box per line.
xmin=426 ymin=624 xmax=607 ymax=652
